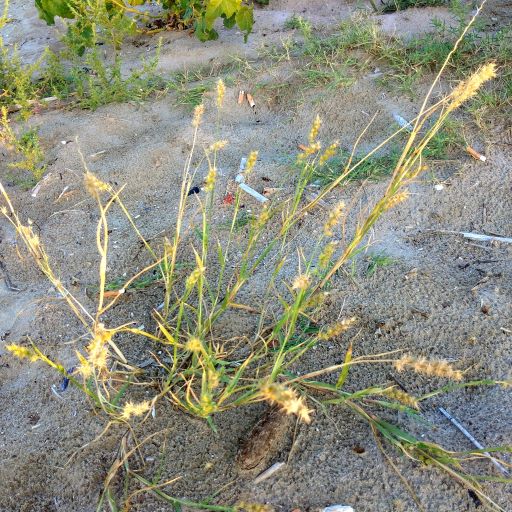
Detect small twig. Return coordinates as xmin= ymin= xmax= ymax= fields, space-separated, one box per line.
xmin=434 ymin=230 xmax=512 ymax=245
xmin=0 ymin=260 xmax=21 ymax=291
xmin=438 ymin=407 xmax=510 ymax=476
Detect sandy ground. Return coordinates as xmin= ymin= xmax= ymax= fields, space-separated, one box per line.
xmin=1 ymin=1 xmax=511 ymax=511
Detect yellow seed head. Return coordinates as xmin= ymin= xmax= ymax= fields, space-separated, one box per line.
xmin=394 ymin=354 xmax=463 ymax=381
xmin=385 ymin=190 xmax=409 ymax=210
xmin=259 ymin=382 xmax=312 ymax=423
xmin=84 ymin=171 xmax=109 ymax=197
xmin=292 ymin=273 xmax=311 ymax=291
xmin=208 ymin=140 xmax=228 ymax=152
xmin=448 ymin=63 xmax=497 ymax=111
xmin=121 ymin=400 xmax=151 ymax=421
xmin=87 ymin=336 xmax=109 ymax=371
xmin=76 ymin=351 xmax=93 ymax=379
xmin=199 ymin=394 xmax=216 ymax=416
xmin=207 ymin=368 xmax=220 ymax=389
xmin=324 ymin=201 xmax=345 ymax=236
xmin=297 ymin=141 xmax=322 ymax=162
xmin=185 ymin=336 xmax=203 ymax=353
xmin=6 ymin=344 xmax=40 ymax=362
xmin=216 ymin=79 xmax=226 ymax=109
xmin=192 ymin=104 xmax=205 ymax=127
xmin=309 ymin=114 xmax=322 ymax=144
xmin=254 ymin=206 xmax=270 ymax=229
xmin=205 ymin=167 xmax=217 ymax=192
xmin=319 ymin=241 xmax=338 ymax=269
xmin=236 ymin=502 xmax=274 ymax=512
xmin=186 ymin=268 xmax=203 ymax=289
xmin=305 ymin=291 xmax=329 ymax=309
xmin=319 ymin=141 xmax=339 ymax=166
xmin=86 ymin=323 xmax=112 ymax=371
xmin=245 ymin=150 xmax=258 ymax=174
xmin=318 ymin=317 xmax=357 ymax=340
xmin=383 ymin=386 xmax=419 ymax=410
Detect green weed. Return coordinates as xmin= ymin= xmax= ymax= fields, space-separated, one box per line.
xmin=313 ymin=147 xmax=401 ymax=185
xmin=380 ymin=0 xmax=448 ymax=13
xmin=0 ymin=108 xmax=45 ymax=182
xmin=366 ymin=252 xmax=395 ymax=275
xmin=175 ymin=83 xmax=210 ymax=110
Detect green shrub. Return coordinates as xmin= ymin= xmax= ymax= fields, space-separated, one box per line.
xmin=35 ymin=0 xmax=256 ymax=46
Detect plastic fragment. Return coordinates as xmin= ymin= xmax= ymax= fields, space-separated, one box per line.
xmin=187 ymin=186 xmax=201 ymax=196
xmin=57 ymin=366 xmax=76 ymax=392
xmin=253 ymin=462 xmax=285 ymax=484
xmin=393 ymin=113 xmax=412 ymax=132
xmin=223 ymin=192 xmax=235 ymax=205
xmin=31 ymin=173 xmax=53 ymax=198
xmin=235 ymin=174 xmax=269 ymax=203
xmin=322 ymin=506 xmax=355 ymax=512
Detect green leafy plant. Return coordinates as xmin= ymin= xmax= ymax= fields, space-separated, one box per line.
xmin=35 ymin=0 xmax=256 ymax=45
xmin=366 ymin=252 xmax=395 ymax=275
xmin=0 ymin=107 xmax=46 ymax=182
xmin=379 ymin=0 xmax=448 ymax=13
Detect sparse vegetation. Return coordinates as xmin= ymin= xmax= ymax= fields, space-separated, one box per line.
xmin=1 ymin=1 xmax=511 ymax=510
xmin=36 ymin=0 xmax=256 ymax=43
xmin=0 ymin=108 xmax=45 ymax=184
xmin=366 ymin=251 xmax=395 ymax=275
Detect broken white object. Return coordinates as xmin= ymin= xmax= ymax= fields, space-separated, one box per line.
xmin=31 ymin=172 xmax=53 ymax=198
xmin=393 ymin=113 xmax=413 ymax=132
xmin=434 ymin=184 xmax=444 ymax=191
xmin=235 ymin=174 xmax=269 ymax=203
xmin=322 ymin=506 xmax=355 ymax=512
xmin=460 ymin=232 xmax=512 ymax=244
xmin=253 ymin=462 xmax=285 ymax=484
xmin=438 ymin=407 xmax=509 ymax=476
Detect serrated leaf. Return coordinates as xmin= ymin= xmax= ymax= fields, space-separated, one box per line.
xmin=222 ymin=13 xmax=237 ymax=29
xmin=205 ymin=0 xmax=241 ymax=27
xmin=236 ymin=5 xmax=253 ymax=33
xmin=35 ymin=0 xmax=75 ymax=25
xmin=194 ymin=18 xmax=219 ymax=42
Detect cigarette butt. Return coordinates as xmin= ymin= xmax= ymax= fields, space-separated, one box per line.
xmin=466 ymin=146 xmax=486 ymax=162
xmin=253 ymin=462 xmax=285 ymax=484
xmin=238 ymin=90 xmax=245 ymax=104
xmin=298 ymin=144 xmax=308 ymax=151
xmin=104 ymin=290 xmax=123 ymax=298
xmin=262 ymin=187 xmax=283 ymax=196
xmin=246 ymin=93 xmax=256 ymax=108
